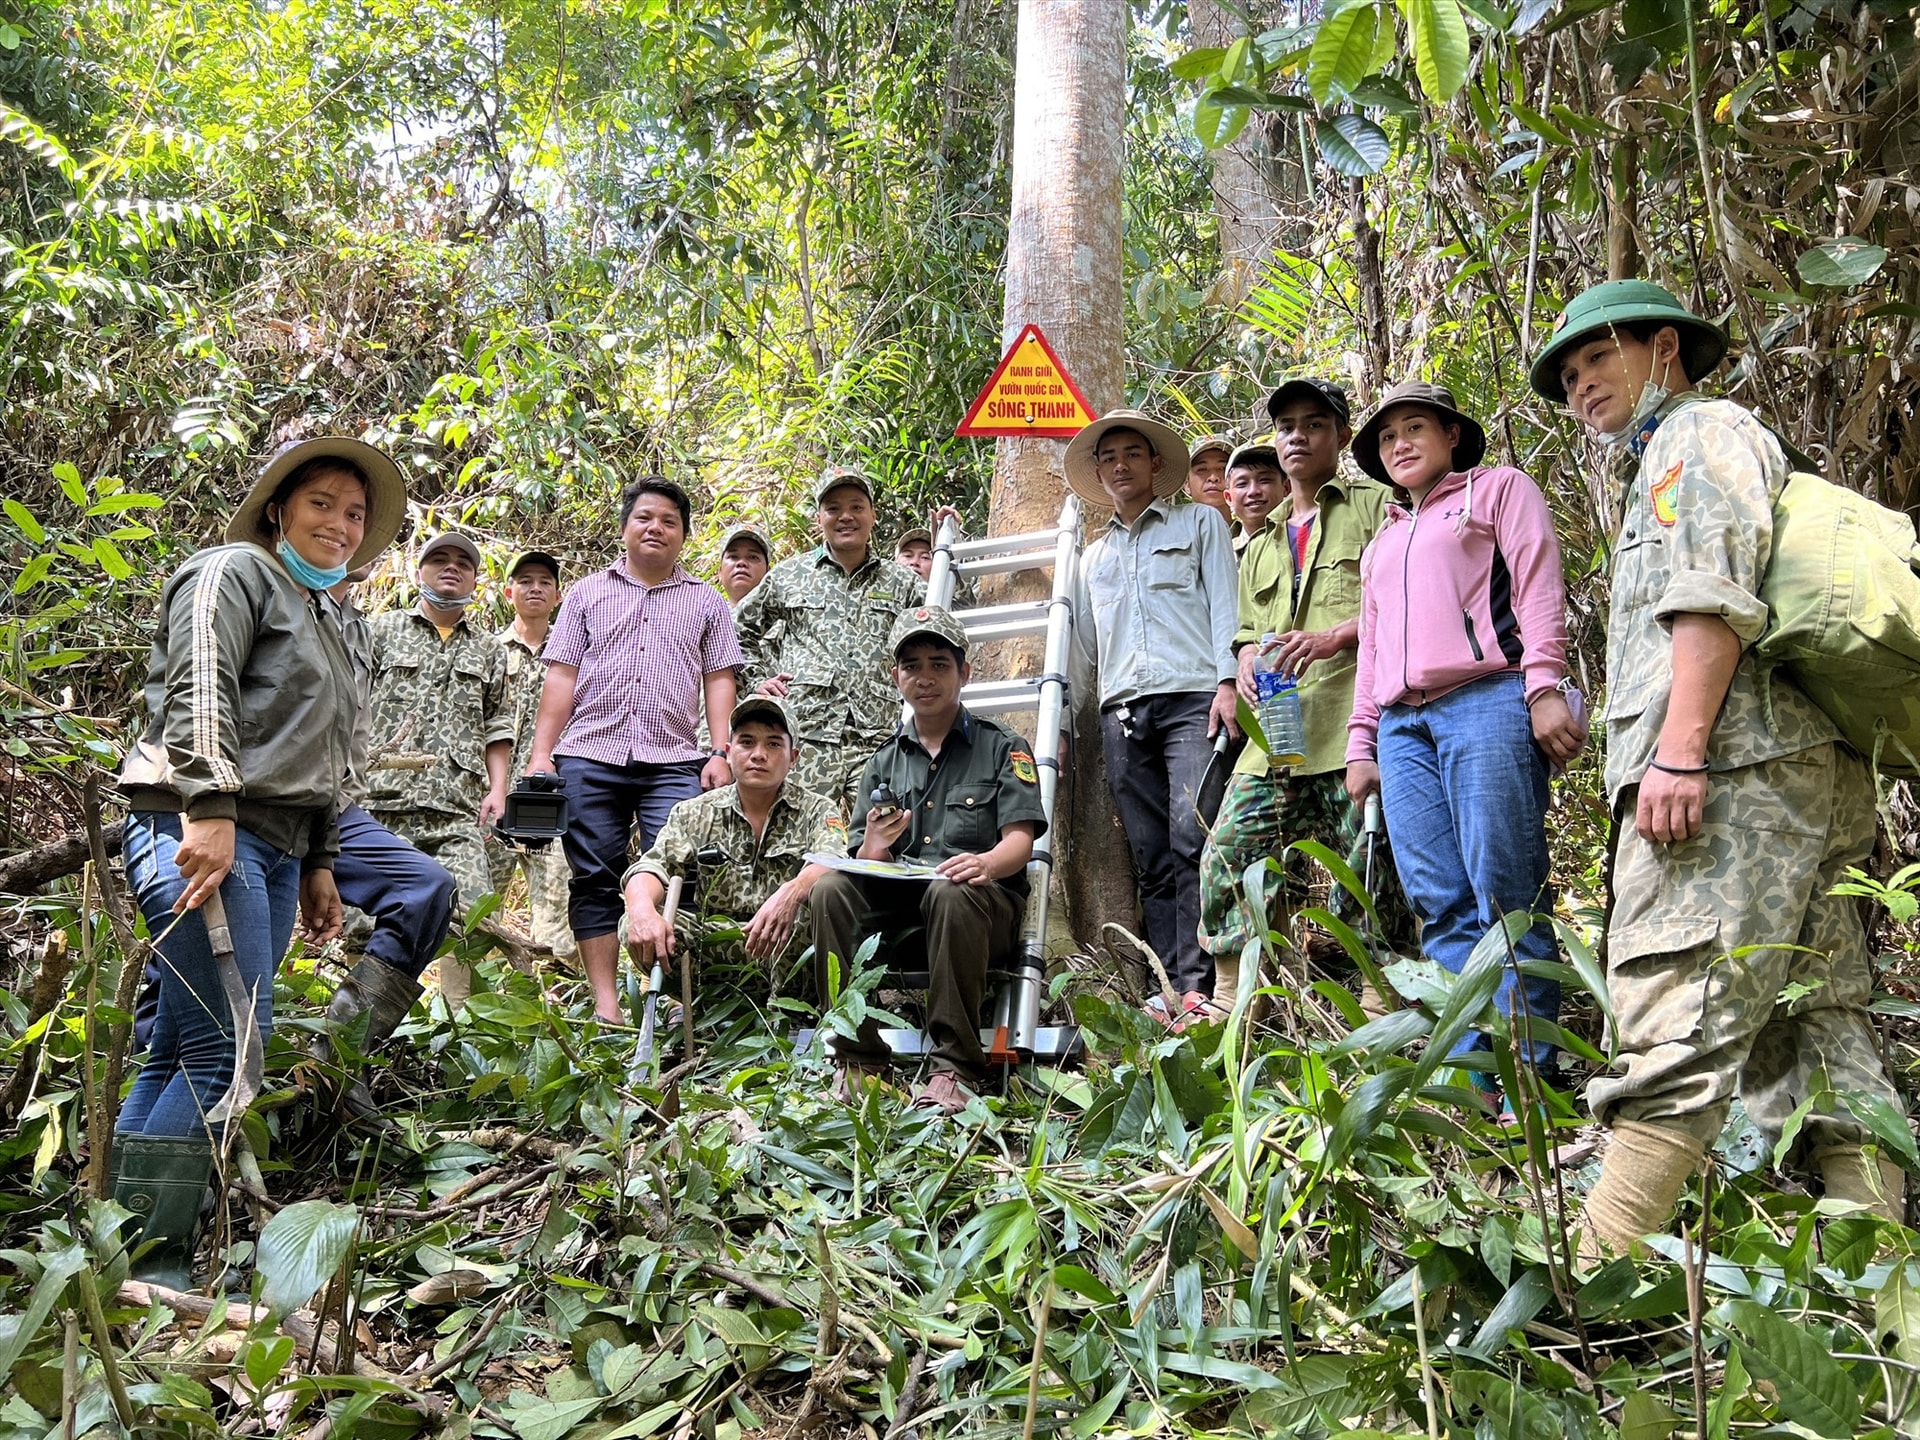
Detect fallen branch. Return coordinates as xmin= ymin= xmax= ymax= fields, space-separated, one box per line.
xmin=0 ymin=822 xmax=123 ymax=895
xmin=363 ymin=1160 xmax=561 ymax=1221
xmin=697 ymin=1260 xmax=792 ymax=1310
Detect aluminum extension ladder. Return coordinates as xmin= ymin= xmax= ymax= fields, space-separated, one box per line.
xmin=877 ymin=495 xmax=1085 ymax=1067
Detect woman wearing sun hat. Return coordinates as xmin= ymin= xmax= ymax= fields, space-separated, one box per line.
xmin=1533 ymin=279 xmax=1906 ymax=1252
xmin=1344 ymin=381 xmax=1585 ymax=1101
xmin=112 ymin=435 xmax=406 ymax=1286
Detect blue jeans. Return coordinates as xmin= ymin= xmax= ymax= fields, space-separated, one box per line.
xmin=557 ymin=754 xmax=704 ymax=941
xmin=1377 ymin=672 xmax=1560 ymax=1067
xmin=119 ymin=812 xmax=301 ymax=1138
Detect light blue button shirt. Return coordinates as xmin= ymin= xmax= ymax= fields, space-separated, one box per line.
xmin=1071 ymin=498 xmax=1240 ymax=708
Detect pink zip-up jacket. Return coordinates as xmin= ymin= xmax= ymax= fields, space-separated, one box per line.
xmin=1346 ymin=465 xmax=1569 ymax=764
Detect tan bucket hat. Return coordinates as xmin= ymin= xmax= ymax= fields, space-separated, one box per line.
xmin=226 ymin=436 xmax=408 ymax=571
xmin=1062 ymin=410 xmax=1190 ymax=506
xmin=1350 ymin=381 xmax=1488 ymax=486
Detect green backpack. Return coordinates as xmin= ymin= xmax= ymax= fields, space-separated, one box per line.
xmin=1758 ymin=469 xmax=1920 ymax=777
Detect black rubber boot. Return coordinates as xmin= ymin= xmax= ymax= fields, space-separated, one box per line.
xmin=111 ymin=1132 xmax=215 ymax=1291
xmin=314 ymin=958 xmax=424 ymax=1123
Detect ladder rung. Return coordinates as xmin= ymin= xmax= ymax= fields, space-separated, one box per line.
xmin=961 ymin=679 xmax=1044 ymax=715
xmin=955 ymin=599 xmax=1049 ymax=629
xmin=962 ymin=616 xmax=1050 ymax=642
xmin=946 ymin=530 xmax=1058 ymax=562
xmin=956 ymin=551 xmax=1057 ymax=579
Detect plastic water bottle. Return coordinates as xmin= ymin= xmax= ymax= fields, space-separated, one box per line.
xmin=1254 ymin=633 xmax=1306 ymax=769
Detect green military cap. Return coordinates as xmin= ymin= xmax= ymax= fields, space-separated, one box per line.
xmin=729 ymin=694 xmax=794 ymax=736
xmin=506 ymin=549 xmax=562 ymax=581
xmin=895 ymin=526 xmax=933 ymax=549
xmin=889 ymin=604 xmax=969 ymax=659
xmin=1529 ymin=279 xmax=1729 ymax=401
xmin=1227 ymin=441 xmax=1281 ymax=471
xmin=814 ymin=465 xmax=874 ymax=505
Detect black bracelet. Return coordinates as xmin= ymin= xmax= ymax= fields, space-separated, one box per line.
xmin=1646 ymin=757 xmax=1710 ymax=775
xmin=709 ymin=748 xmax=729 ymax=759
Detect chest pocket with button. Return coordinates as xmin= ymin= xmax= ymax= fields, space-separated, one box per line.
xmin=942 ymin=782 xmax=999 ymax=850
xmin=1145 ymin=535 xmax=1197 ymax=591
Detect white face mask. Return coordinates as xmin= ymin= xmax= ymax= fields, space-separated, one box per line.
xmin=1596 ymin=354 xmax=1677 ymax=451
xmin=421 ymin=581 xmax=476 ymax=609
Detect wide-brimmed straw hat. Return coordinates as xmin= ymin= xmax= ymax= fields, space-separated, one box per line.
xmin=1350 ymin=382 xmax=1488 ymax=486
xmin=1063 ymin=410 xmax=1190 ymax=506
xmin=1528 ymin=279 xmax=1729 ymax=401
xmin=226 ymin=436 xmax=407 ymax=571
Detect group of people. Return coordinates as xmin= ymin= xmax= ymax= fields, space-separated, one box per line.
xmin=106 ymin=277 xmax=1907 ymax=1291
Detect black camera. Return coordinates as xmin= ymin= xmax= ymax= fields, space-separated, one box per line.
xmin=495 ymin=770 xmax=569 ymax=847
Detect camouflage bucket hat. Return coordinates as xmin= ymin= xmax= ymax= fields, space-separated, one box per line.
xmin=1188 ymin=433 xmax=1235 ymax=463
xmin=718 ymin=522 xmax=772 ymax=563
xmin=889 ymin=604 xmax=970 ymax=658
xmin=1528 ymin=280 xmax=1728 ymax=401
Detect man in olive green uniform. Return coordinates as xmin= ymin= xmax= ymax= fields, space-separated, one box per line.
xmin=1533 ymin=281 xmax=1905 ymax=1250
xmin=489 ymin=549 xmax=575 ymax=958
xmin=810 ymin=606 xmax=1047 ymax=1113
xmin=1198 ymin=381 xmax=1413 ymax=1010
xmin=735 ymin=466 xmax=925 ymax=813
xmin=365 ymin=532 xmax=513 ymax=1004
xmin=623 ymin=696 xmax=846 ymax=978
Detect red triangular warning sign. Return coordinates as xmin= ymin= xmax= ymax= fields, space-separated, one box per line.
xmin=955 ymin=324 xmax=1098 ymax=439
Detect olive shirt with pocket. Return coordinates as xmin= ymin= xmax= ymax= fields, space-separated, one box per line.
xmin=846 ymin=709 xmax=1049 ymax=900
xmin=733 ymin=546 xmax=926 ymax=753
xmin=1068 ymin=497 xmax=1240 ymax=709
xmin=1232 ymin=473 xmax=1395 ymax=779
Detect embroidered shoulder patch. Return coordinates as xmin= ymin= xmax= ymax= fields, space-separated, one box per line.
xmin=1010 ymin=751 xmax=1038 ymax=784
xmin=1651 ymin=460 xmax=1682 ymax=527
xmin=824 ymin=816 xmax=848 ymax=841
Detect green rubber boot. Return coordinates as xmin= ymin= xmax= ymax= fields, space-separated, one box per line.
xmin=313 ymin=957 xmax=424 ymax=1125
xmin=110 ymin=1132 xmax=215 ymax=1291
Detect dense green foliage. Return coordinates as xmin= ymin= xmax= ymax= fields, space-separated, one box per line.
xmin=5 ymin=0 xmax=1920 ymax=1435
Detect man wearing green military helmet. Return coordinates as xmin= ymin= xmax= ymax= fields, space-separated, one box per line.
xmin=1533 ymin=279 xmax=1906 ymax=1256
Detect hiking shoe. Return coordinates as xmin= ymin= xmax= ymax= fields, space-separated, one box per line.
xmin=911 ymin=1071 xmax=977 ymax=1116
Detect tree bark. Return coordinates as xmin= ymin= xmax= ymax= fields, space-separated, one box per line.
xmin=1349 ymin=180 xmax=1391 ymax=402
xmin=0 ymin=822 xmax=123 ymax=895
xmin=1188 ymin=0 xmax=1291 ymax=312
xmin=982 ymin=0 xmax=1133 ymax=950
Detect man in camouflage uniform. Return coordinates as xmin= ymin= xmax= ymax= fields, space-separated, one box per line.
xmin=364 ymin=531 xmax=513 ymax=1006
xmin=1199 ymin=384 xmax=1415 ymax=1014
xmin=1534 ymin=280 xmax=1905 ymax=1251
xmin=717 ymin=522 xmax=773 ymax=605
xmin=488 ymin=549 xmax=574 ymax=958
xmin=735 ymin=466 xmax=926 ymax=813
xmin=623 ymin=695 xmax=846 ymax=981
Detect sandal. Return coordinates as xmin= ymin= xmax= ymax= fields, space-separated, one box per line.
xmin=829 ymin=1061 xmax=890 ymax=1103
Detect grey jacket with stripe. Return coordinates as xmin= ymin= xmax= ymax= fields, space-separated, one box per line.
xmin=119 ymin=542 xmax=356 ymax=865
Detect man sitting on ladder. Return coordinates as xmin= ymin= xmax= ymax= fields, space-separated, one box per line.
xmin=809 ymin=606 xmax=1047 ymax=1114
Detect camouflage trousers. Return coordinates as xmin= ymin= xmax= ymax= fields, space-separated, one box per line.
xmin=1198 ymin=769 xmax=1416 ymax=1004
xmin=488 ymin=837 xmax=576 ymax=959
xmin=790 ymin=734 xmax=881 ymax=818
xmin=371 ymin=808 xmax=496 ymax=1006
xmin=1590 ymin=744 xmax=1903 ymax=1161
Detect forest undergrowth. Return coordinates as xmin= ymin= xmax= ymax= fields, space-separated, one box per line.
xmin=5 ymin=839 xmax=1920 ymax=1440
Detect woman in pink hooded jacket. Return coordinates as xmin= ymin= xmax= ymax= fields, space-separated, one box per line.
xmin=1344 ymin=381 xmax=1585 ymax=1093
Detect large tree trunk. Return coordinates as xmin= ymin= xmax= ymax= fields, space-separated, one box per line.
xmin=1188 ymin=0 xmax=1292 ymax=313
xmin=980 ymin=0 xmax=1133 ymax=953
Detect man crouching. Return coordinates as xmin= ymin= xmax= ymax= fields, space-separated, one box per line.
xmin=622 ymin=696 xmax=845 ymax=980
xmin=811 ymin=606 xmax=1046 ymax=1114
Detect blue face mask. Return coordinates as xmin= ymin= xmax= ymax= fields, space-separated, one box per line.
xmin=277 ymin=538 xmax=348 ymax=590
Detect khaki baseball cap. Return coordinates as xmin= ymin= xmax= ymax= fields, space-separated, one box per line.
xmin=814 ymin=465 xmax=874 ymax=505
xmin=888 ymin=604 xmax=969 ymax=658
xmin=507 ymin=549 xmax=562 ymax=581
xmin=418 ymin=531 xmax=483 ymax=569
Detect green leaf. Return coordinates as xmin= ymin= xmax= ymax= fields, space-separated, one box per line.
xmin=1322 ymin=1066 xmax=1414 ymax=1169
xmin=243 ymin=1335 xmax=296 ymax=1392
xmin=1316 ymin=112 xmax=1391 ymax=176
xmin=3 ymin=499 xmax=44 ymax=543
xmin=85 ymin=492 xmax=164 ymax=514
xmin=257 ymin=1199 xmax=359 ymax=1315
xmin=1399 ymin=0 xmax=1470 ymax=100
xmin=1307 ymin=0 xmax=1384 ymax=104
xmin=13 ymin=553 xmax=53 ymax=594
xmin=0 ymin=23 xmax=22 ymax=51
xmin=1712 ymin=1299 xmax=1860 ymax=1438
xmin=1876 ymin=1268 xmax=1920 ymax=1363
xmin=502 ymin=1391 xmax=607 ymax=1440
xmin=93 ymin=538 xmax=133 ymax=580
xmin=1619 ymin=1392 xmax=1681 ymax=1440
xmin=1465 ymin=1265 xmax=1551 ymax=1355
xmin=1170 ymin=46 xmax=1227 ymax=82
xmin=1195 ymin=91 xmax=1251 ymax=149
xmin=51 ymin=462 xmax=86 ymax=505
xmin=0 ymin=1243 xmax=87 ymax=1379
xmin=1797 ymin=239 xmax=1889 ymax=289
